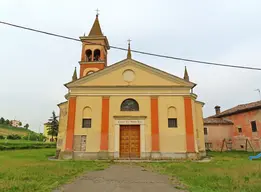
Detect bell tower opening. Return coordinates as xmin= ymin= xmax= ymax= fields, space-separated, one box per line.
xmin=79 ymin=14 xmax=110 ymax=77
xmin=85 ymin=49 xmax=92 ymax=61
xmin=93 ymin=49 xmax=101 ymax=61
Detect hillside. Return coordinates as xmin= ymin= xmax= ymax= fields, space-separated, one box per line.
xmin=0 ymin=124 xmax=34 ymax=136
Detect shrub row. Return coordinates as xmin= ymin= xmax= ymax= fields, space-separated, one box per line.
xmin=0 ymin=134 xmax=47 ymax=141
xmin=0 ymin=134 xmax=22 ymax=140
xmin=7 ymin=134 xmax=21 ymax=140
xmin=0 ymin=142 xmax=56 ymax=150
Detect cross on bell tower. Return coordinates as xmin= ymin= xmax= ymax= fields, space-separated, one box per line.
xmin=95 ymin=8 xmax=100 ymax=16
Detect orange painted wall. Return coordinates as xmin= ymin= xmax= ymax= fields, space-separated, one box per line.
xmin=151 ymin=97 xmax=159 ymax=151
xmin=226 ymin=109 xmax=261 ymax=150
xmin=184 ymin=97 xmax=195 ymax=152
xmin=65 ymin=97 xmax=76 ymax=151
xmin=80 ymin=63 xmax=105 ymax=77
xmin=204 ymin=124 xmax=233 ymax=150
xmin=204 ymin=109 xmax=261 ymax=151
xmin=100 ymin=97 xmax=110 ymax=151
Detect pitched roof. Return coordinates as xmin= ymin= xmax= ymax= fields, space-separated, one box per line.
xmin=216 ymin=100 xmax=261 ymax=117
xmin=65 ymin=58 xmax=196 ymax=88
xmin=88 ymin=15 xmax=103 ymax=36
xmin=204 ymin=117 xmax=233 ymax=125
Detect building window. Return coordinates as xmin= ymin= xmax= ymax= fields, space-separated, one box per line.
xmin=251 ymin=121 xmax=257 ymax=132
xmin=238 ymin=127 xmax=242 ymax=133
xmin=120 ymin=98 xmax=139 ymax=111
xmin=168 ymin=118 xmax=177 ymax=128
xmin=82 ymin=119 xmax=91 ymax=128
xmin=168 ymin=107 xmax=177 ymax=128
xmin=204 ymin=127 xmax=208 ymax=135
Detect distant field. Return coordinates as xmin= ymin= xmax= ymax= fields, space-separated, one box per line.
xmin=0 ymin=149 xmax=109 ymax=192
xmin=0 ymin=140 xmax=56 ymax=150
xmin=0 ymin=124 xmax=33 ymax=136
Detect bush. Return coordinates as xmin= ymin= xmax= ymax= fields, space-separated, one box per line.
xmin=22 ymin=133 xmax=47 ymax=141
xmin=7 ymin=134 xmax=21 ymax=140
xmin=0 ymin=135 xmax=5 ymax=139
xmin=0 ymin=141 xmax=56 ymax=150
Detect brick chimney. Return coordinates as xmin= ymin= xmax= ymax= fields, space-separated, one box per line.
xmin=215 ymin=106 xmax=221 ymax=115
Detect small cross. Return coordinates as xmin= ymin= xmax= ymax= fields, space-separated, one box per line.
xmin=127 ymin=39 xmax=131 ymax=45
xmin=95 ymin=8 xmax=100 ymax=16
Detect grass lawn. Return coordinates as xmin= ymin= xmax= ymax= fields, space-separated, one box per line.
xmin=141 ymin=151 xmax=261 ymax=192
xmin=1 ymin=150 xmax=261 ymax=192
xmin=0 ymin=149 xmax=109 ymax=192
xmin=0 ymin=140 xmax=56 ymax=150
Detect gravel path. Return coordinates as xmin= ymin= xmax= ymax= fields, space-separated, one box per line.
xmin=54 ymin=164 xmax=186 ymax=192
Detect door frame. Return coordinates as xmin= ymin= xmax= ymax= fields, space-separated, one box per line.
xmin=114 ymin=119 xmax=145 ymax=158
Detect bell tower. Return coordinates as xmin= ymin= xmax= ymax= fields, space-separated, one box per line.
xmin=79 ymin=14 xmax=110 ymax=77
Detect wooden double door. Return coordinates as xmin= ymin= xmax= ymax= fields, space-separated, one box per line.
xmin=120 ymin=125 xmax=140 ymax=158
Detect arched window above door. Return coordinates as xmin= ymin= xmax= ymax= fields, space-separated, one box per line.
xmin=120 ymin=99 xmax=139 ymax=111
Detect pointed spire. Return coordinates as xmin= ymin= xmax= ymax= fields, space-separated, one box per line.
xmin=127 ymin=39 xmax=132 ymax=59
xmin=72 ymin=67 xmax=78 ymax=81
xmin=184 ymin=66 xmax=189 ymax=81
xmin=88 ymin=13 xmax=103 ymax=36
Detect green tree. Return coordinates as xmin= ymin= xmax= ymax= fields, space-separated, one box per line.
xmin=19 ymin=122 xmax=22 ymax=127
xmin=24 ymin=124 xmax=29 ymax=129
xmin=46 ymin=111 xmax=59 ymax=142
xmin=5 ymin=119 xmax=10 ymax=125
xmin=0 ymin=117 xmax=5 ymax=124
xmin=38 ymin=133 xmax=47 ymax=142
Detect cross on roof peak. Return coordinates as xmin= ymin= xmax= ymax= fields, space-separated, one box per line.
xmin=95 ymin=8 xmax=100 ymax=16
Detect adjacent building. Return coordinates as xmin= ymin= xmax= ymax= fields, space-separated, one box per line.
xmin=204 ymin=101 xmax=261 ymax=151
xmin=43 ymin=123 xmax=57 ymax=142
xmin=56 ymin=14 xmax=206 ymax=160
xmin=11 ymin=120 xmax=21 ymax=127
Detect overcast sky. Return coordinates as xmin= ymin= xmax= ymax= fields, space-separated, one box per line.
xmin=1 ymin=0 xmax=261 ymax=133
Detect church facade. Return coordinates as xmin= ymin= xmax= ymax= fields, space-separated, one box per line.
xmin=57 ymin=15 xmax=206 ymax=160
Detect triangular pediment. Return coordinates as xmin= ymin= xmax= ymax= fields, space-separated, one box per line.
xmin=66 ymin=59 xmax=195 ymax=88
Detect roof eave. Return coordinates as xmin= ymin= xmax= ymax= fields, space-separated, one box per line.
xmin=79 ymin=36 xmax=110 ymax=50
xmin=204 ymin=122 xmax=234 ymax=125
xmin=57 ymin=101 xmax=68 ymax=106
xmin=217 ymin=106 xmax=261 ymax=118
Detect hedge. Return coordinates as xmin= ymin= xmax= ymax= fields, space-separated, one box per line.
xmin=0 ymin=142 xmax=56 ymax=150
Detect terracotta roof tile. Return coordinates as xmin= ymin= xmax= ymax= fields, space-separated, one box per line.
xmin=204 ymin=117 xmax=233 ymax=125
xmin=216 ymin=100 xmax=261 ymax=117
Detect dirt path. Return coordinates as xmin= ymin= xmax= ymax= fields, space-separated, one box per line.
xmin=54 ymin=164 xmax=186 ymax=192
